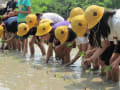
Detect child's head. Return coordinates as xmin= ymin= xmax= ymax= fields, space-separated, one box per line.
xmin=35 ymin=13 xmax=43 ymax=25
xmin=71 ymin=15 xmax=87 ymax=37
xmin=36 ymin=13 xmax=43 ymax=20
xmin=55 ymin=26 xmax=69 ymax=44
xmin=26 ymin=14 xmax=37 ymax=28
xmin=68 ymin=7 xmax=84 ymax=22
xmin=84 ymin=5 xmax=104 ymax=29
xmin=17 ymin=23 xmax=29 ymax=37
xmin=36 ymin=19 xmax=53 ymax=40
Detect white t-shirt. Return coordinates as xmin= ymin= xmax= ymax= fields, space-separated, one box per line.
xmin=41 ymin=12 xmax=64 ymax=24
xmin=108 ymin=9 xmax=120 ymax=40
xmin=76 ymin=36 xmax=89 ymax=45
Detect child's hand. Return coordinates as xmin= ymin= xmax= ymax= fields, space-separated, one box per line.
xmin=15 ymin=11 xmax=21 ymax=14
xmin=84 ymin=56 xmax=95 ymax=64
xmin=65 ymin=62 xmax=73 ymax=67
xmin=83 ymin=60 xmax=91 ymax=69
xmin=111 ymin=60 xmax=119 ymax=71
xmin=84 ymin=50 xmax=93 ymax=58
xmin=3 ymin=40 xmax=8 ymax=43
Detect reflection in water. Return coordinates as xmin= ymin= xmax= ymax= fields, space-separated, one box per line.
xmin=0 ymin=48 xmax=120 ymax=90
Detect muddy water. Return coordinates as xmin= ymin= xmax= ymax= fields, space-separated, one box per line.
xmin=0 ymin=45 xmax=120 ymax=90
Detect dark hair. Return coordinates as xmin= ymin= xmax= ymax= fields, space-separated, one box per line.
xmin=35 ymin=13 xmax=43 ymax=20
xmin=67 ymin=28 xmax=77 ymax=42
xmin=88 ymin=9 xmax=115 ymax=47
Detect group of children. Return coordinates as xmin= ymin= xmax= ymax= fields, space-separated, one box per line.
xmin=0 ymin=0 xmax=120 ymax=83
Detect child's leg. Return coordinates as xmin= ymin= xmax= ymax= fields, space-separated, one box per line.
xmin=54 ymin=43 xmax=71 ymax=64
xmin=35 ymin=41 xmax=46 ymax=56
xmin=108 ymin=53 xmax=119 ymax=81
xmin=63 ymin=47 xmax=72 ymax=64
xmin=81 ymin=43 xmax=88 ymax=61
xmin=70 ymin=44 xmax=82 ymax=63
xmin=110 ymin=54 xmax=120 ymax=82
xmin=29 ymin=36 xmax=35 ymax=56
xmin=93 ymin=58 xmax=100 ymax=70
xmin=100 ymin=60 xmax=106 ymax=75
xmin=112 ymin=65 xmax=119 ymax=82
xmin=5 ymin=32 xmax=10 ymax=49
xmin=23 ymin=39 xmax=28 ymax=56
xmin=0 ymin=43 xmax=4 ymax=49
xmin=16 ymin=39 xmax=21 ymax=52
xmin=14 ymin=38 xmax=17 ymax=50
xmin=7 ymin=33 xmax=11 ymax=49
xmin=12 ymin=38 xmax=17 ymax=50
xmin=55 ymin=44 xmax=67 ymax=59
xmin=110 ymin=53 xmax=119 ymax=64
xmin=21 ymin=40 xmax=24 ymax=52
xmin=10 ymin=34 xmax=15 ymax=50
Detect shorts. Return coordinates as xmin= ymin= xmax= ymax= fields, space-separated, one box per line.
xmin=4 ymin=16 xmax=18 ymax=33
xmin=75 ymin=36 xmax=88 ymax=45
xmin=54 ymin=41 xmax=60 ymax=46
xmin=16 ymin=35 xmax=25 ymax=41
xmin=114 ymin=41 xmax=120 ymax=53
xmin=34 ymin=36 xmax=41 ymax=43
xmin=100 ymin=41 xmax=115 ymax=65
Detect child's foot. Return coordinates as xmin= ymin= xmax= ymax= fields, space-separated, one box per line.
xmin=4 ymin=46 xmax=9 ymax=50
xmin=93 ymin=66 xmax=99 ymax=71
xmin=30 ymin=54 xmax=34 ymax=58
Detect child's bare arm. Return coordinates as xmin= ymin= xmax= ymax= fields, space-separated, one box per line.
xmin=85 ymin=40 xmax=109 ymax=63
xmin=15 ymin=7 xmax=31 ymax=14
xmin=4 ymin=34 xmax=16 ymax=43
xmin=46 ymin=43 xmax=53 ymax=63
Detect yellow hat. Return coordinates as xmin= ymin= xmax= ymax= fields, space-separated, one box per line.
xmin=55 ymin=26 xmax=68 ymax=44
xmin=68 ymin=7 xmax=84 ymax=21
xmin=40 ymin=19 xmax=52 ymax=24
xmin=85 ymin=5 xmax=104 ymax=29
xmin=0 ymin=25 xmax=4 ymax=39
xmin=17 ymin=23 xmax=29 ymax=36
xmin=71 ymin=15 xmax=87 ymax=37
xmin=26 ymin=14 xmax=37 ymax=29
xmin=36 ymin=22 xmax=52 ymax=36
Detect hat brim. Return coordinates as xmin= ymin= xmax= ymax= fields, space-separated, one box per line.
xmin=87 ymin=7 xmax=104 ymax=29
xmin=17 ymin=29 xmax=29 ymax=37
xmin=36 ymin=27 xmax=52 ymax=36
xmin=60 ymin=32 xmax=68 ymax=44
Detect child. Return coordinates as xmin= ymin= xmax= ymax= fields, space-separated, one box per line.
xmin=54 ymin=15 xmax=87 ymax=64
xmin=36 ymin=20 xmax=73 ymax=64
xmin=29 ymin=12 xmax=64 ymax=57
xmin=54 ymin=25 xmax=77 ymax=64
xmin=67 ymin=7 xmax=84 ymax=22
xmin=84 ymin=5 xmax=120 ymax=82
xmin=66 ymin=15 xmax=88 ymax=66
xmin=66 ymin=7 xmax=88 ymax=66
xmin=16 ymin=14 xmax=46 ymax=57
